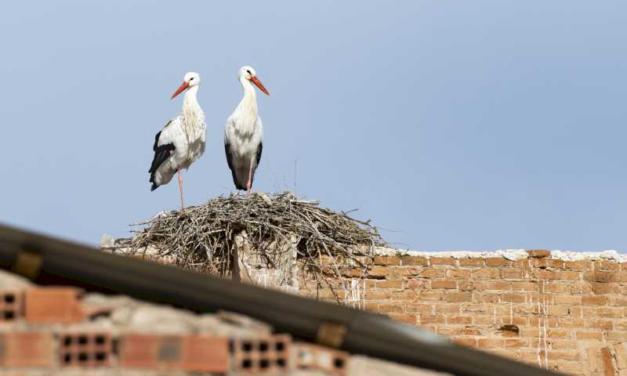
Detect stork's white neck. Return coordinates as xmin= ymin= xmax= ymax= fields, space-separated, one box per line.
xmin=183 ymin=86 xmax=201 ymax=113
xmin=181 ymin=85 xmax=205 ymax=139
xmin=236 ymin=76 xmax=258 ymax=116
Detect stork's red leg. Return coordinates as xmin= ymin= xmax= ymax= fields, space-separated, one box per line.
xmin=178 ymin=169 xmax=185 ymax=210
xmin=246 ymin=162 xmax=253 ymax=193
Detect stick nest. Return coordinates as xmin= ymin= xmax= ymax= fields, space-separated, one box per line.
xmin=122 ymin=192 xmax=384 ymax=286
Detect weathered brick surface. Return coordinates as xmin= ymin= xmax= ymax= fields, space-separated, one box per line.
xmin=25 ymin=288 xmax=84 ymax=324
xmin=300 ymin=253 xmax=627 ymax=376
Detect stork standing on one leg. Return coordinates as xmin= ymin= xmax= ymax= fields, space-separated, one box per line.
xmin=224 ymin=65 xmax=270 ymax=192
xmin=149 ymin=72 xmax=206 ymax=210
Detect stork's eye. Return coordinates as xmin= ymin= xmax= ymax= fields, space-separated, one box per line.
xmin=189 ymin=77 xmax=194 ymax=80
xmin=247 ymin=70 xmax=251 ymax=74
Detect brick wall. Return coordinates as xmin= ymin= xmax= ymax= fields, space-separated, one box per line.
xmin=0 ymin=272 xmax=443 ymax=376
xmin=299 ymin=250 xmax=627 ymax=376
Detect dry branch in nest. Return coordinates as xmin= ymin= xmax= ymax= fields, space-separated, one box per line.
xmin=122 ymin=192 xmax=384 ymax=300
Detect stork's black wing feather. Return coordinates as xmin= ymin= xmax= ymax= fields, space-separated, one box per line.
xmin=224 ymin=142 xmax=246 ymax=190
xmin=256 ymin=142 xmax=263 ymax=167
xmin=224 ymin=142 xmax=234 ymax=174
xmin=149 ymin=131 xmax=175 ymax=191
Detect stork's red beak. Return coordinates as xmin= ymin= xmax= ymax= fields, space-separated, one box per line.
xmin=171 ymin=81 xmax=190 ymax=99
xmin=250 ymin=76 xmax=270 ymax=96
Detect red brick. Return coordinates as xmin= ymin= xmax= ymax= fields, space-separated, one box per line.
xmin=24 ymin=288 xmax=84 ymax=324
xmin=389 ymin=313 xmax=417 ymax=324
xmin=557 ymin=271 xmax=581 ymax=280
xmin=430 ymin=257 xmax=457 ymax=266
xmin=0 ymin=332 xmax=54 ymax=367
xmin=527 ymin=249 xmax=550 ymax=258
xmin=576 ymin=331 xmax=603 ymax=340
xmin=458 ymin=258 xmax=485 ymax=267
xmin=446 ymin=292 xmax=472 ymax=303
xmin=471 ymin=269 xmax=500 ymax=280
xmin=368 ymin=266 xmax=390 ymax=278
xmin=418 ymin=314 xmax=445 ymax=324
xmin=484 ymin=281 xmax=512 ymax=291
xmin=447 ymin=316 xmax=472 ymax=325
xmin=458 ymin=281 xmax=478 ymax=291
xmin=546 ymin=329 xmax=570 ymax=338
xmin=373 ymin=256 xmax=401 ymax=266
xmin=544 ymin=283 xmax=570 ymax=293
xmin=476 ymin=293 xmax=500 ymax=303
xmin=120 ymin=334 xmax=180 ymax=369
xmin=596 ymin=261 xmax=620 ymax=271
xmin=547 ymin=305 xmax=571 ymax=317
xmin=501 ymin=293 xmax=526 ymax=303
xmin=503 ymin=338 xmax=528 ymax=348
xmin=473 ymin=315 xmax=497 ymax=325
xmin=485 ymin=258 xmax=511 ymax=267
xmin=544 ymin=259 xmax=565 ymax=269
xmin=587 ymin=319 xmax=614 ymax=330
xmin=501 ymin=269 xmax=524 ymax=280
xmin=375 ymin=280 xmax=403 ymax=289
xmin=120 ymin=334 xmax=229 ymax=372
xmin=616 ymin=271 xmax=627 ymax=283
xmin=419 ymin=269 xmax=446 ymax=279
xmin=562 ymin=260 xmax=591 ymax=271
xmin=364 ymin=290 xmax=391 ymax=300
xmin=536 ymin=270 xmax=558 ymax=280
xmin=400 ymin=256 xmax=428 ymax=266
xmin=477 ymin=338 xmax=504 ymax=349
xmin=555 ymin=360 xmax=582 ymax=374
xmin=584 ymin=271 xmax=615 ymax=283
xmin=390 ymin=267 xmax=422 ymax=278
xmin=459 ymin=327 xmax=482 ymax=336
xmin=446 ymin=269 xmax=471 ymax=279
xmin=596 ymin=307 xmax=623 ymax=318
xmin=453 ymin=337 xmax=477 ymax=347
xmin=416 ymin=291 xmax=444 ymax=302
xmin=435 ymin=304 xmax=460 ymax=314
xmin=341 ymin=268 xmax=365 ymax=278
xmin=548 ymin=339 xmax=578 ymax=350
xmin=547 ymin=350 xmax=580 ymax=361
xmin=405 ymin=278 xmax=427 ymax=290
xmin=406 ymin=303 xmax=434 ymax=314
xmin=181 ymin=336 xmax=229 ymax=372
xmin=377 ymin=303 xmax=404 ymax=313
xmin=553 ymin=295 xmax=581 ymax=305
xmin=582 ymin=296 xmax=609 ymax=306
xmin=431 ymin=280 xmax=457 ymax=289
xmin=616 ymin=320 xmax=627 ymax=331
xmin=606 ymin=331 xmax=627 ymax=342
xmin=510 ymin=281 xmax=536 ymax=292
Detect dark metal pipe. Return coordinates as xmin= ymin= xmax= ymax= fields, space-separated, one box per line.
xmin=0 ymin=223 xmax=562 ymax=376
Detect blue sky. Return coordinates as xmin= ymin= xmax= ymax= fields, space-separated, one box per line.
xmin=1 ymin=1 xmax=626 ymax=251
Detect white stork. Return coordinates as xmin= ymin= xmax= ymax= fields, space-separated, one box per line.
xmin=149 ymin=72 xmax=206 ymax=209
xmin=224 ymin=65 xmax=270 ymax=192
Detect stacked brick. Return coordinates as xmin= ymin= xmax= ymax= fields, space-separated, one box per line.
xmin=0 ymin=287 xmax=351 ymax=375
xmin=300 ymin=250 xmax=627 ymax=376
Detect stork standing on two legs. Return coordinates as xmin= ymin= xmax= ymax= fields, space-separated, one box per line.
xmin=224 ymin=65 xmax=270 ymax=192
xmin=149 ymin=72 xmax=206 ymax=209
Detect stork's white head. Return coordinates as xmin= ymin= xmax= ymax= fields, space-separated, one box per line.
xmin=239 ymin=65 xmax=269 ymax=96
xmin=171 ymin=71 xmax=200 ymax=99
